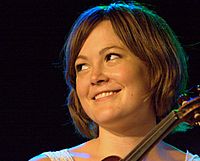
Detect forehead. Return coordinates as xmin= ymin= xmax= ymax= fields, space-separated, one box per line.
xmin=78 ymin=20 xmax=125 ymax=56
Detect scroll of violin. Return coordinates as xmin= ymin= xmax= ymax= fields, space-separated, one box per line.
xmin=102 ymin=85 xmax=200 ymax=161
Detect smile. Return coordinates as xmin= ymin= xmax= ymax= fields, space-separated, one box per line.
xmin=94 ymin=90 xmax=121 ymax=100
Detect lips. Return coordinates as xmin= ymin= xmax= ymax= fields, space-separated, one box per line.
xmin=93 ymin=89 xmax=121 ymax=100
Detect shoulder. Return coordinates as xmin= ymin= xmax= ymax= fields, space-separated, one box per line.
xmin=186 ymin=151 xmax=200 ymax=161
xmin=161 ymin=142 xmax=186 ymax=161
xmin=29 ymin=148 xmax=75 ymax=161
xmin=68 ymin=139 xmax=97 ymax=154
xmin=29 ymin=154 xmax=50 ymax=161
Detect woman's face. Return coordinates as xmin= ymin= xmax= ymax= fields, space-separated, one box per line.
xmin=75 ymin=21 xmax=155 ymax=130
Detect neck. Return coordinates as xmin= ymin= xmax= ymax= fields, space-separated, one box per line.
xmin=95 ymin=120 xmax=157 ymax=158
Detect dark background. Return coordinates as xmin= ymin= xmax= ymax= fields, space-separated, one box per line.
xmin=1 ymin=0 xmax=200 ymax=160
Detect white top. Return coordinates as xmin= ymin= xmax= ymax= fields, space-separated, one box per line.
xmin=42 ymin=149 xmax=73 ymax=161
xmin=42 ymin=149 xmax=200 ymax=161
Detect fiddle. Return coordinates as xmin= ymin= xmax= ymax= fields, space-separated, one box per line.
xmin=102 ymin=85 xmax=200 ymax=161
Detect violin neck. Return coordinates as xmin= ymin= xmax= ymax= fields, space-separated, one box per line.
xmin=123 ymin=110 xmax=180 ymax=161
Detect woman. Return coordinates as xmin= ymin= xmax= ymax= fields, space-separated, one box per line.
xmin=30 ymin=1 xmax=200 ymax=161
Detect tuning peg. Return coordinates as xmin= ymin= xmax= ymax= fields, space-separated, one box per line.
xmin=177 ymin=93 xmax=190 ymax=106
xmin=178 ymin=85 xmax=200 ymax=106
xmin=194 ymin=122 xmax=200 ymax=126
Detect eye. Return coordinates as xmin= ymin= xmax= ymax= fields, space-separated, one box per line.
xmin=75 ymin=64 xmax=88 ymax=72
xmin=105 ymin=53 xmax=120 ymax=62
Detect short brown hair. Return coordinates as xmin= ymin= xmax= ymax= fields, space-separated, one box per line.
xmin=63 ymin=1 xmax=188 ymax=138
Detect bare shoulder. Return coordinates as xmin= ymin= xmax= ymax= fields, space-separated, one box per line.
xmin=68 ymin=140 xmax=99 ymax=160
xmin=68 ymin=139 xmax=97 ymax=153
xmin=29 ymin=154 xmax=50 ymax=161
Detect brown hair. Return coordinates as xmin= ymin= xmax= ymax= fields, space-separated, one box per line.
xmin=63 ymin=1 xmax=188 ymax=138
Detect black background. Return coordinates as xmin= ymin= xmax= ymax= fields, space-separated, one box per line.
xmin=1 ymin=0 xmax=200 ymax=161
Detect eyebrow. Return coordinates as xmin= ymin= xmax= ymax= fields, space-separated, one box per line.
xmin=76 ymin=45 xmax=124 ymax=61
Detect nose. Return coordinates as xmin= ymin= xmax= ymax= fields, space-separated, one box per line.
xmin=90 ymin=66 xmax=109 ymax=86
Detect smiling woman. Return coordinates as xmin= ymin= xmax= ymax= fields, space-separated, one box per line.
xmin=75 ymin=21 xmax=151 ymax=133
xmin=29 ymin=1 xmax=200 ymax=161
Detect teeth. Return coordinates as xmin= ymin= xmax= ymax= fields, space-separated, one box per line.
xmin=95 ymin=91 xmax=116 ymax=100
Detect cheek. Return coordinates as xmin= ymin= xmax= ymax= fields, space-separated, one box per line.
xmin=112 ymin=65 xmax=139 ymax=83
xmin=76 ymin=77 xmax=87 ymax=98
xmin=109 ymin=66 xmax=128 ymax=81
xmin=76 ymin=74 xmax=92 ymax=105
xmin=116 ymin=63 xmax=148 ymax=90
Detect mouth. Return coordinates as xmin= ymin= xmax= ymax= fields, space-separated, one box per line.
xmin=93 ymin=89 xmax=121 ymax=100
